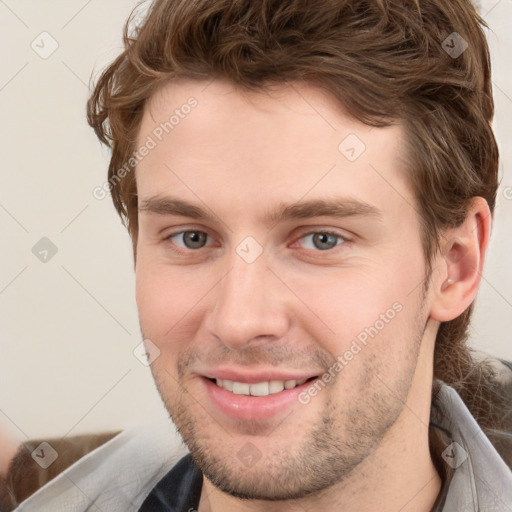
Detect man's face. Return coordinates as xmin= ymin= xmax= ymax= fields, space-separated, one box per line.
xmin=135 ymin=79 xmax=433 ymax=499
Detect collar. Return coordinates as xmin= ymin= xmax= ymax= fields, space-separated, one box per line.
xmin=429 ymin=379 xmax=512 ymax=511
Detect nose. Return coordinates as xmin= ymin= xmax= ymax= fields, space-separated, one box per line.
xmin=206 ymin=251 xmax=291 ymax=350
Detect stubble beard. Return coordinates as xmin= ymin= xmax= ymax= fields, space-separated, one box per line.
xmin=150 ymin=326 xmax=425 ymax=501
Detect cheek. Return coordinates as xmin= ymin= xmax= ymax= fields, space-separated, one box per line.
xmin=283 ymin=258 xmax=425 ymax=354
xmin=135 ymin=258 xmax=209 ymax=344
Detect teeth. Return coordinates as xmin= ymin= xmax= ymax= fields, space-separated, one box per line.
xmin=250 ymin=382 xmax=269 ymax=396
xmin=269 ymin=380 xmax=284 ymax=393
xmin=284 ymin=380 xmax=297 ymax=389
xmin=232 ymin=382 xmax=250 ymax=395
xmin=215 ymin=378 xmax=309 ymax=396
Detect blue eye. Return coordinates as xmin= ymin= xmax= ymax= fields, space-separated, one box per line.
xmin=300 ymin=232 xmax=345 ymax=251
xmin=169 ymin=231 xmax=210 ymax=249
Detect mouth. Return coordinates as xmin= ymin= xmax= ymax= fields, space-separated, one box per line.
xmin=208 ymin=377 xmax=318 ymax=397
xmin=201 ymin=374 xmax=321 ymax=422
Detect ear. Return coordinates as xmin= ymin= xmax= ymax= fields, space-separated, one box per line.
xmin=429 ymin=197 xmax=492 ymax=322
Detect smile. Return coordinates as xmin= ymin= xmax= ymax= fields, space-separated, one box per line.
xmin=203 ymin=374 xmax=321 ymax=422
xmin=213 ymin=378 xmax=310 ymax=396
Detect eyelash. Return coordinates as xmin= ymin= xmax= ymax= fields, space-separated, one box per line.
xmin=162 ymin=229 xmax=349 ymax=254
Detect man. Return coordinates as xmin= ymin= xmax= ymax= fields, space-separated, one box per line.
xmin=2 ymin=0 xmax=512 ymax=510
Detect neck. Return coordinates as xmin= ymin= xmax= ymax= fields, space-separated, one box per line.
xmin=199 ymin=325 xmax=441 ymax=512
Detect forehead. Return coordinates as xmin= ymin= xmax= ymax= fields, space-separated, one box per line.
xmin=141 ymin=78 xmax=402 ymax=154
xmin=135 ymin=79 xmax=414 ymax=223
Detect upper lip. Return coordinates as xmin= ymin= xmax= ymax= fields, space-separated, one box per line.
xmin=198 ymin=367 xmax=321 ymax=384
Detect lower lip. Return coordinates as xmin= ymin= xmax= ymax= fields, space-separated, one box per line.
xmin=202 ymin=377 xmax=316 ymax=422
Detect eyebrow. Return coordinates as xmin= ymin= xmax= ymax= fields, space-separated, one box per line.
xmin=138 ymin=196 xmax=382 ymax=226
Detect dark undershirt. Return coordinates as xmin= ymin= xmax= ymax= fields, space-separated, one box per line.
xmin=139 ymin=423 xmax=451 ymax=512
xmin=138 ymin=454 xmax=203 ymax=512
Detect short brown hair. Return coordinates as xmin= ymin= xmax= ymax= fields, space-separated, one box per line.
xmin=87 ymin=0 xmax=509 ymax=452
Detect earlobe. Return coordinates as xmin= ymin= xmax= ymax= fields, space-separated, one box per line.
xmin=429 ymin=197 xmax=491 ymax=322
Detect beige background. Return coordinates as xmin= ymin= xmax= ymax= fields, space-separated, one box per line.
xmin=0 ymin=0 xmax=511 ymax=443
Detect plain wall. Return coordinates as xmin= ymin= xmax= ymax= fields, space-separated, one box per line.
xmin=0 ymin=0 xmax=511 ymax=442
